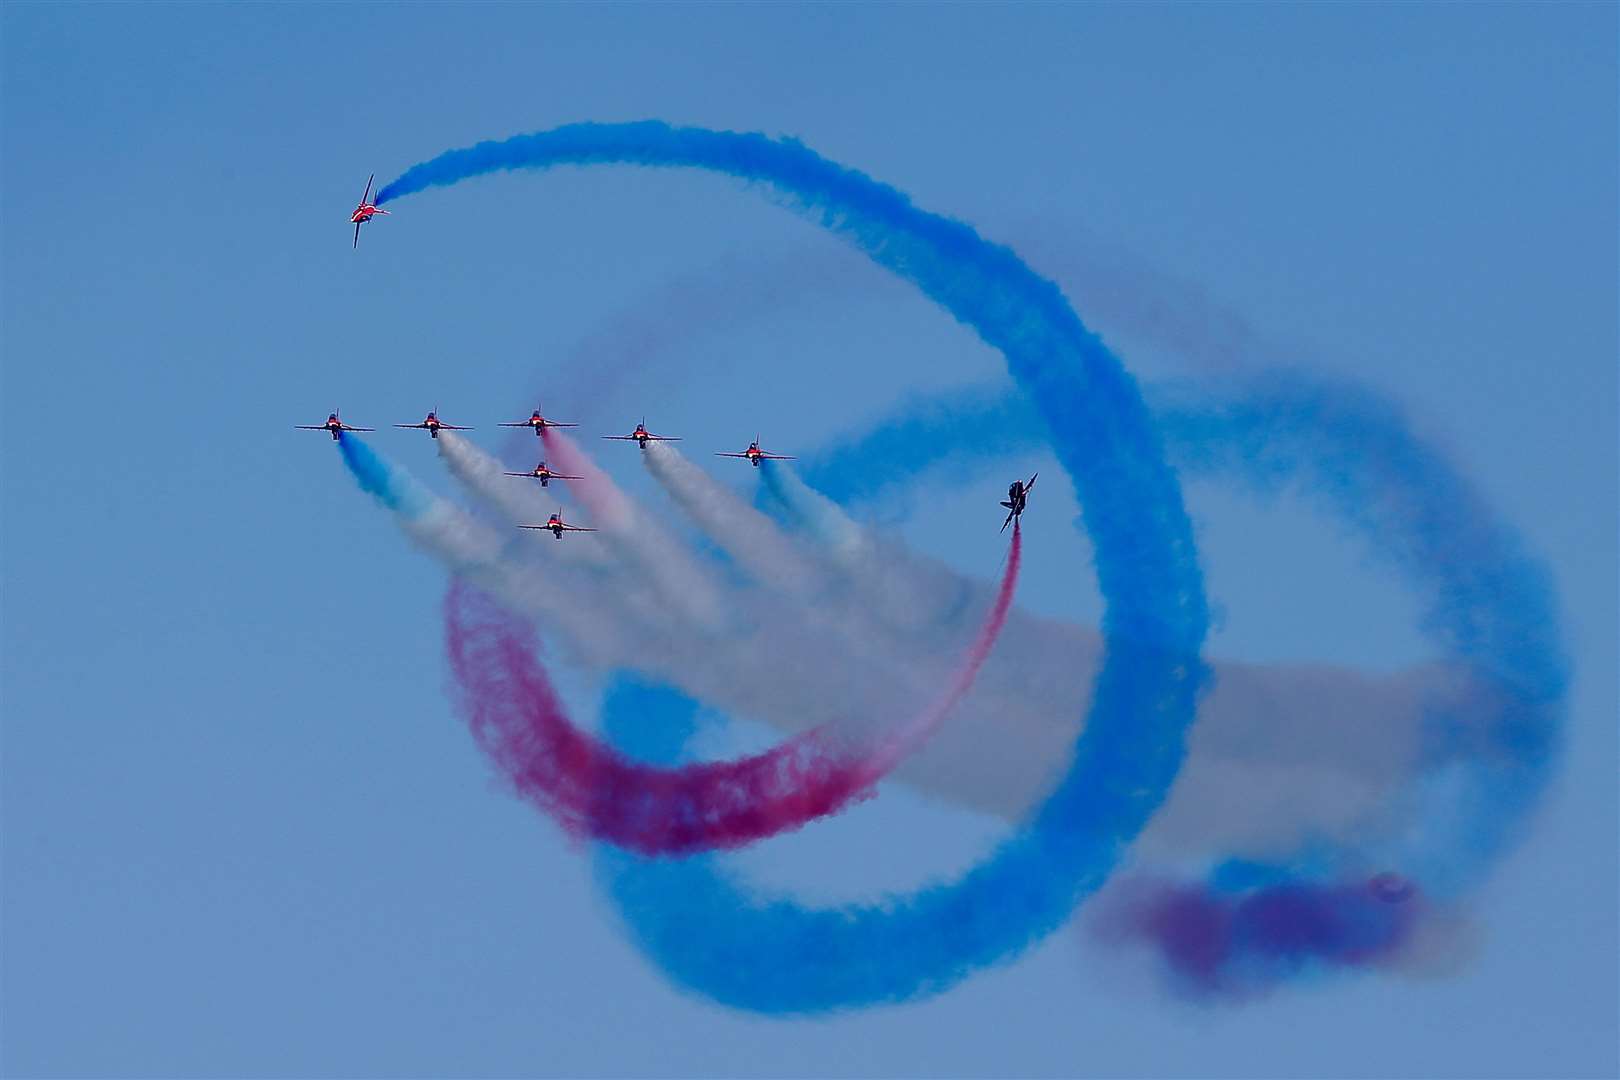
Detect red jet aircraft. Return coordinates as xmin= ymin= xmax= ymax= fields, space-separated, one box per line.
xmin=999 ymin=473 xmax=1037 ymax=532
xmin=297 ymin=411 xmax=374 ymax=441
xmin=350 ymin=174 xmax=390 ymax=248
xmin=716 ymin=436 xmax=796 ymax=468
xmin=504 ymin=461 xmax=583 ymax=488
xmin=604 ymin=419 xmax=680 ymax=450
xmin=394 ymin=410 xmax=472 ymax=439
xmin=499 ymin=407 xmax=579 ymax=437
xmin=520 ymin=511 xmax=597 ymax=540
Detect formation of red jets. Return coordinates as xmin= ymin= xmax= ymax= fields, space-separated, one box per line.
xmin=327 ymin=174 xmax=1037 ymax=535
xmin=297 ymin=404 xmax=823 ymax=539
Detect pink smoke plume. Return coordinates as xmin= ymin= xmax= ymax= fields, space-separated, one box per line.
xmin=446 ymin=525 xmax=1022 ymax=855
xmin=541 ymin=428 xmax=634 ymax=527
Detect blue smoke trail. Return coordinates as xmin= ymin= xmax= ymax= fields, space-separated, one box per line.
xmin=381 ymin=122 xmax=1209 ymax=1010
xmin=755 ymin=458 xmax=865 ymax=554
xmin=337 ymin=433 xmax=433 ymax=518
xmin=795 ymin=385 xmax=1042 ymax=508
xmin=1151 ymin=374 xmax=1565 ymax=893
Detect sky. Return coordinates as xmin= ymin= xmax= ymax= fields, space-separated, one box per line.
xmin=2 ymin=3 xmax=1616 ymax=1077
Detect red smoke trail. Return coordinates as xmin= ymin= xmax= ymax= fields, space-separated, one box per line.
xmin=541 ymin=428 xmax=633 ymax=527
xmin=446 ymin=525 xmax=1022 ymax=855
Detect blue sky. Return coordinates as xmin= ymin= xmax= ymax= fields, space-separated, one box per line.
xmin=2 ymin=4 xmax=1615 ymax=1077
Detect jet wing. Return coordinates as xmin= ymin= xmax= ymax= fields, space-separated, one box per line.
xmin=353 ymin=221 xmax=362 ymax=249
xmin=1001 ymin=507 xmax=1017 ymax=533
xmin=603 ymin=434 xmax=641 ymax=440
xmin=645 ymin=434 xmax=681 ymax=441
xmin=361 ymin=174 xmax=374 ymax=205
xmin=559 ymin=524 xmax=597 ymax=532
xmin=340 ymin=424 xmax=375 ymax=431
xmin=715 ymin=452 xmax=753 ymax=458
xmin=393 ymin=423 xmax=428 ymax=429
xmin=296 ymin=425 xmax=329 ymax=430
xmin=757 ymin=452 xmax=795 ymax=460
xmin=438 ymin=424 xmax=473 ymax=430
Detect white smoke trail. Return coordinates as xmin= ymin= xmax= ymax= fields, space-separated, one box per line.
xmin=354 ymin=438 xmax=984 ymax=749
xmin=435 ymin=431 xmax=607 ymax=569
xmin=641 ymin=442 xmax=826 ymax=598
xmin=541 ymin=430 xmax=730 ymax=633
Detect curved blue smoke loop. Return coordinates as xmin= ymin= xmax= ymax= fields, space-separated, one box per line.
xmin=383 ymin=121 xmax=1211 ymax=1011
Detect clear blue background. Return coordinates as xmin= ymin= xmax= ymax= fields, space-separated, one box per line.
xmin=3 ymin=4 xmax=1615 ymax=1076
